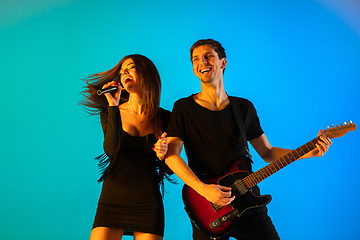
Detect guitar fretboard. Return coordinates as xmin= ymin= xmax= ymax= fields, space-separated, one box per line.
xmin=242 ymin=136 xmax=321 ymax=189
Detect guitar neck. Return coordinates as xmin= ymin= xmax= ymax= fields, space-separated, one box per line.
xmin=243 ymin=136 xmax=321 ymax=189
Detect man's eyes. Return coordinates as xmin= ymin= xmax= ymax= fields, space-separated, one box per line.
xmin=192 ymin=55 xmax=214 ymax=62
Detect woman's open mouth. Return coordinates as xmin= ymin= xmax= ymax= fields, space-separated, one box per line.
xmin=124 ymin=77 xmax=133 ymax=84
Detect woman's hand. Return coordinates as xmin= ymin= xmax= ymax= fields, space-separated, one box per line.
xmin=153 ymin=132 xmax=168 ymax=160
xmin=102 ymin=81 xmax=122 ymax=106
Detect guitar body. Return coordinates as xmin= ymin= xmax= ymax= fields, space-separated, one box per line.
xmin=182 ymin=159 xmax=272 ymax=238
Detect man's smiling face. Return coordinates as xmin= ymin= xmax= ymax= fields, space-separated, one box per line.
xmin=191 ymin=44 xmax=227 ymax=84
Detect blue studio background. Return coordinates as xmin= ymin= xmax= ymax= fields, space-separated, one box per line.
xmin=1 ymin=0 xmax=359 ymax=239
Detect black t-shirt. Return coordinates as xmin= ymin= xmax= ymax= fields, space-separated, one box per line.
xmin=167 ymin=95 xmax=263 ymax=176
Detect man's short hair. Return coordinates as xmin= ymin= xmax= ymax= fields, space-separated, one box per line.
xmin=190 ymin=39 xmax=226 ymax=62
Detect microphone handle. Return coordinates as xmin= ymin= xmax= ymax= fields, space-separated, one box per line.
xmin=97 ymin=86 xmax=118 ymax=95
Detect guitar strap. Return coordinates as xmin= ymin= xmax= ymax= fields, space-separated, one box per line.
xmin=229 ymin=97 xmax=253 ymax=162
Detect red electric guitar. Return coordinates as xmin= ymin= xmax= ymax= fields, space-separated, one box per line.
xmin=182 ymin=122 xmax=356 ymax=239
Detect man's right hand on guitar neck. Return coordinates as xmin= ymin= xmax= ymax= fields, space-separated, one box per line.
xmin=199 ymin=184 xmax=235 ymax=207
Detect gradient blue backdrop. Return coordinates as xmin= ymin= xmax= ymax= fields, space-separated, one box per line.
xmin=1 ymin=0 xmax=359 ymax=239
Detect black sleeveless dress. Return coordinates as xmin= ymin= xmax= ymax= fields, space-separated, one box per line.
xmin=92 ymin=107 xmax=170 ymax=236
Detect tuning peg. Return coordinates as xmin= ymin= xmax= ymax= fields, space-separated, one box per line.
xmin=331 ymin=124 xmax=334 ymax=128
xmin=350 ymin=120 xmax=353 ymax=124
xmin=326 ymin=126 xmax=330 ymax=129
xmin=344 ymin=122 xmax=347 ymax=125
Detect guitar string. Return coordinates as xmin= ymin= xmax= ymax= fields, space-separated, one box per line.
xmin=209 ymin=128 xmax=350 ymax=207
xmin=215 ymin=132 xmax=351 ymax=203
xmin=227 ymin=138 xmax=319 ymax=196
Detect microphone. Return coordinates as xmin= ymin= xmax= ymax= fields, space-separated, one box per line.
xmin=97 ymin=86 xmax=118 ymax=95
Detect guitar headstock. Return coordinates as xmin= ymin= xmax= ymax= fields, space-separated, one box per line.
xmin=324 ymin=121 xmax=356 ymax=139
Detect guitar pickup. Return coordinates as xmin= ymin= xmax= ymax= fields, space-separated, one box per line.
xmin=209 ymin=209 xmax=239 ymax=229
xmin=234 ymin=179 xmax=248 ymax=195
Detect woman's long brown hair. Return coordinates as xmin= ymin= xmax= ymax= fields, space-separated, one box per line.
xmin=80 ymin=54 xmax=162 ymax=138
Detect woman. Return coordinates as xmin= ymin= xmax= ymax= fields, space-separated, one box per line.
xmin=81 ymin=54 xmax=173 ymax=240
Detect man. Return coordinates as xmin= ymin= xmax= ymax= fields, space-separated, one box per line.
xmin=165 ymin=39 xmax=331 ymax=239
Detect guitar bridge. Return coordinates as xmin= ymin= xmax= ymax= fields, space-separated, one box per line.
xmin=209 ymin=208 xmax=240 ymax=229
xmin=210 ymin=202 xmax=221 ymax=211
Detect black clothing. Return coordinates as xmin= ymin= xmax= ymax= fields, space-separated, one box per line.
xmin=92 ymin=106 xmax=171 ymax=236
xmin=192 ymin=207 xmax=280 ymax=240
xmin=167 ymin=95 xmax=263 ymax=176
xmin=167 ymin=95 xmax=280 ymax=240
